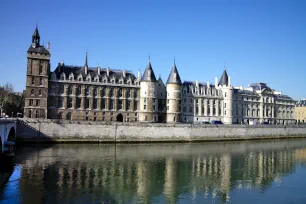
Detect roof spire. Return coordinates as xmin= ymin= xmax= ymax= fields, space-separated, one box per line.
xmin=85 ymin=51 xmax=88 ymax=67
xmin=224 ymin=61 xmax=226 ymax=70
xmin=174 ymin=57 xmax=176 ymax=65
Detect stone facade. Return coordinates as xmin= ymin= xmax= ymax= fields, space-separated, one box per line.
xmin=296 ymin=99 xmax=306 ymax=123
xmin=24 ymin=27 xmax=296 ymax=124
xmin=24 ymin=26 xmax=50 ymax=119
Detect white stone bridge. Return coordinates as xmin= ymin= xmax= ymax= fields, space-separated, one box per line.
xmin=0 ymin=119 xmax=16 ymax=154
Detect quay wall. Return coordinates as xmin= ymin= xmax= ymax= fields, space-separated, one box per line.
xmin=16 ymin=119 xmax=306 ymax=143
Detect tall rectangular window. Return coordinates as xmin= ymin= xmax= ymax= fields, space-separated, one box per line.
xmin=127 ymin=100 xmax=130 ymax=110
xmin=101 ymin=99 xmax=106 ymax=109
xmin=134 ymin=101 xmax=138 ymax=110
xmin=39 ymin=62 xmax=43 ymax=74
xmin=110 ymin=100 xmax=114 ymax=110
xmin=93 ymin=98 xmax=98 ymax=109
xmin=68 ymin=97 xmax=72 ymax=108
xmin=85 ymin=98 xmax=89 ymax=109
xmin=118 ymin=100 xmax=122 ymax=110
xmin=76 ymin=98 xmax=81 ymax=108
xmin=40 ymin=77 xmax=43 ymax=85
xmin=58 ymin=97 xmax=63 ymax=108
xmin=36 ymin=100 xmax=40 ymax=107
xmin=31 ymin=77 xmax=35 ymax=85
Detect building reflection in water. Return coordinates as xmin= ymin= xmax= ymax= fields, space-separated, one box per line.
xmin=2 ymin=140 xmax=306 ymax=203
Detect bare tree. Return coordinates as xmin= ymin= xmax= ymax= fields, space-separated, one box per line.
xmin=0 ymin=83 xmax=14 ymax=116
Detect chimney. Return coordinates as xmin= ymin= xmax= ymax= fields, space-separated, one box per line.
xmin=123 ymin=69 xmax=126 ymax=78
xmin=137 ymin=70 xmax=141 ymax=79
xmin=215 ymin=77 xmax=218 ymax=87
xmin=97 ymin=65 xmax=100 ymax=75
xmin=207 ymin=81 xmax=210 ymax=86
xmin=47 ymin=42 xmax=50 ymax=51
xmin=228 ymin=76 xmax=231 ymax=86
xmin=107 ymin=67 xmax=110 ymax=76
xmin=195 ymin=80 xmax=199 ymax=87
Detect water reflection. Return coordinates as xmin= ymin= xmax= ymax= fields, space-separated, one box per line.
xmin=2 ymin=140 xmax=306 ymax=203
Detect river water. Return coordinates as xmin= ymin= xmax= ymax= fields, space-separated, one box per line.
xmin=1 ymin=139 xmax=306 ymax=204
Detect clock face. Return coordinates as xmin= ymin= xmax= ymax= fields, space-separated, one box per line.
xmin=32 ymin=43 xmax=36 ymax=48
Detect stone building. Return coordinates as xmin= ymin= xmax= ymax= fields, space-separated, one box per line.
xmin=24 ymin=26 xmax=296 ymax=124
xmin=296 ymin=99 xmax=306 ymax=123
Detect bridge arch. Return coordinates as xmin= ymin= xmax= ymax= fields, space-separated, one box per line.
xmin=7 ymin=127 xmax=15 ymax=142
xmin=0 ymin=137 xmax=2 ymax=153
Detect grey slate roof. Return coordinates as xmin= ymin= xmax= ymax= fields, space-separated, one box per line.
xmin=182 ymin=81 xmax=215 ymax=88
xmin=297 ymin=99 xmax=306 ymax=106
xmin=249 ymin=83 xmax=270 ymax=91
xmin=219 ymin=70 xmax=228 ymax=86
xmin=166 ymin=62 xmax=182 ymax=85
xmin=27 ymin=45 xmax=50 ymax=55
xmin=52 ymin=64 xmax=136 ymax=81
xmin=275 ymin=94 xmax=293 ymax=100
xmin=234 ymin=89 xmax=259 ymax=96
xmin=141 ymin=60 xmax=157 ymax=82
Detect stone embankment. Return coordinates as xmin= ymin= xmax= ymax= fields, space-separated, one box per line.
xmin=16 ymin=118 xmax=306 ymax=143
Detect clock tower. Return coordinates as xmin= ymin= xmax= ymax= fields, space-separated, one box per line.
xmin=24 ymin=26 xmax=50 ymax=118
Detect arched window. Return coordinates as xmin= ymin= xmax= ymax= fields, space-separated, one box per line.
xmin=31 ymin=89 xmax=34 ymax=96
xmin=35 ymin=110 xmax=39 ymax=118
xmin=93 ymin=87 xmax=97 ymax=96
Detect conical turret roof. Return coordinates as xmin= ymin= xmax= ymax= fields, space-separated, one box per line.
xmin=166 ymin=61 xmax=182 ymax=84
xmin=141 ymin=58 xmax=157 ymax=82
xmin=219 ymin=69 xmax=229 ymax=86
xmin=32 ymin=26 xmax=40 ymax=38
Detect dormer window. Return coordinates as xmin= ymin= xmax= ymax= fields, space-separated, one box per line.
xmin=69 ymin=77 xmax=73 ymax=81
xmin=61 ymin=76 xmax=65 ymax=80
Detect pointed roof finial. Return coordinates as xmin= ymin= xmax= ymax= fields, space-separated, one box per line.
xmin=148 ymin=55 xmax=151 ymax=62
xmin=174 ymin=57 xmax=176 ymax=65
xmin=224 ymin=61 xmax=226 ymax=70
xmin=85 ymin=51 xmax=88 ymax=67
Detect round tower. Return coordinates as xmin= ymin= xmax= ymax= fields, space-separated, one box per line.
xmin=218 ymin=69 xmax=233 ymax=124
xmin=166 ymin=60 xmax=182 ymax=123
xmin=139 ymin=58 xmax=158 ymax=122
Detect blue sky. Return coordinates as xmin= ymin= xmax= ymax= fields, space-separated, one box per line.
xmin=0 ymin=0 xmax=305 ymax=100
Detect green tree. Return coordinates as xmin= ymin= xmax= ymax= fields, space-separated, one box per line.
xmin=0 ymin=83 xmax=14 ymax=116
